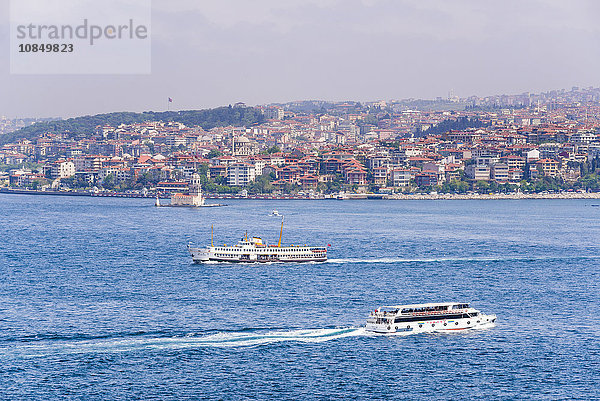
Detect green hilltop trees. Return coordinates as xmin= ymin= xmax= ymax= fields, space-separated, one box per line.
xmin=1 ymin=107 xmax=265 ymax=145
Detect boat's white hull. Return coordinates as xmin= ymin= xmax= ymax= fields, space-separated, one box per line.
xmin=158 ymin=203 xmax=225 ymax=208
xmin=188 ymin=247 xmax=327 ymax=264
xmin=365 ymin=314 xmax=497 ymax=334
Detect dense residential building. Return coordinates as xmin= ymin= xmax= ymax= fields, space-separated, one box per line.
xmin=415 ymin=171 xmax=438 ymax=187
xmin=3 ymin=87 xmax=600 ymax=194
xmin=490 ymin=164 xmax=509 ymax=182
xmin=536 ymin=159 xmax=560 ymax=177
xmin=228 ymin=163 xmax=256 ymax=186
xmin=50 ymin=160 xmax=75 ymax=179
xmin=390 ymin=168 xmax=412 ymax=187
xmin=465 ymin=164 xmax=491 ymax=181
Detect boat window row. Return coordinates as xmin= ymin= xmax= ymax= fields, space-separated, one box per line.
xmin=452 ymin=304 xmax=469 ymax=309
xmin=262 ymin=249 xmax=310 ymax=253
xmin=213 ymin=253 xmax=318 ymax=259
xmin=214 ymin=248 xmax=313 ymax=253
xmin=394 ymin=313 xmax=472 ymax=323
xmin=401 ymin=305 xmax=449 ymax=313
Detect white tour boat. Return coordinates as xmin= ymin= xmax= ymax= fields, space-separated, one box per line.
xmin=188 ymin=217 xmax=328 ymax=263
xmin=365 ymin=302 xmax=496 ymax=334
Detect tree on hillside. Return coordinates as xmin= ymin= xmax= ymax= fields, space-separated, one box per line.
xmin=414 ymin=117 xmax=488 ymax=137
xmin=248 ymin=173 xmax=275 ymax=194
xmin=264 ymin=145 xmax=281 ymax=154
xmin=207 ymin=149 xmax=222 ymax=159
xmin=2 ymin=107 xmax=266 ymax=145
xmin=102 ymin=174 xmax=115 ymax=190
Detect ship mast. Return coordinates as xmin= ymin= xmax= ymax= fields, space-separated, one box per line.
xmin=277 ymin=216 xmax=284 ymax=247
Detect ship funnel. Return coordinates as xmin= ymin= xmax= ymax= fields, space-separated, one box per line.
xmin=277 ymin=216 xmax=284 ymax=247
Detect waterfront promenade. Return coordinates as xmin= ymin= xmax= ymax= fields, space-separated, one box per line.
xmin=389 ymin=192 xmax=600 ymax=200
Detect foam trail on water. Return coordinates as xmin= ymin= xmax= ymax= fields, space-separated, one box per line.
xmin=7 ymin=327 xmax=366 ymax=358
xmin=192 ymin=327 xmax=364 ymax=347
xmin=328 ymin=255 xmax=600 ymax=264
xmin=2 ymin=324 xmax=502 ymax=358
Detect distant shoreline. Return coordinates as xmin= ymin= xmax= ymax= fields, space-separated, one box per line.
xmin=0 ymin=188 xmax=316 ymax=200
xmin=1 ymin=187 xmax=600 ymax=201
xmin=388 ymin=192 xmax=600 ymax=201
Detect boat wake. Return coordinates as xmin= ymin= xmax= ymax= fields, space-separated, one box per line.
xmin=3 ymin=323 xmax=498 ymax=358
xmin=327 ymin=255 xmax=600 ymax=264
xmin=190 ymin=327 xmax=364 ymax=347
xmin=6 ymin=327 xmax=365 ymax=358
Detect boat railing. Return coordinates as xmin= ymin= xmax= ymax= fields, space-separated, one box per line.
xmin=372 ymin=308 xmax=469 ymax=318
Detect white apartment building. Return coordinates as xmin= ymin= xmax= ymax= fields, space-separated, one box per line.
xmin=490 ymin=163 xmax=509 ymax=182
xmin=264 ymin=107 xmax=284 ymax=120
xmin=50 ymin=160 xmax=75 ymax=179
xmin=465 ymin=164 xmax=490 ymax=181
xmin=227 ymin=163 xmax=256 ymax=186
xmin=390 ymin=168 xmax=411 ymax=187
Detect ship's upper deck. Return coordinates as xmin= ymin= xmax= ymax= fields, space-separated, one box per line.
xmin=376 ymin=303 xmax=472 ymax=315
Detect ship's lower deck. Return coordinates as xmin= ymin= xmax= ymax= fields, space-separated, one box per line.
xmin=189 ymin=246 xmax=327 ymax=263
xmin=192 ymin=256 xmax=327 ymax=263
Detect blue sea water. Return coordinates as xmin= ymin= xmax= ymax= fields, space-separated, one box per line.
xmin=1 ymin=194 xmax=599 ymax=400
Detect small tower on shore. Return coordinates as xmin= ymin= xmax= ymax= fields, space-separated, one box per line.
xmin=189 ymin=173 xmax=205 ymax=206
xmin=169 ymin=173 xmax=205 ymax=207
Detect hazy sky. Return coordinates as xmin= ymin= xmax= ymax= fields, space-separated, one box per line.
xmin=1 ymin=0 xmax=599 ymax=118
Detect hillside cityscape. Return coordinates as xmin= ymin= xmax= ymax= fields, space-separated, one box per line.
xmin=2 ymin=86 xmax=600 ymax=199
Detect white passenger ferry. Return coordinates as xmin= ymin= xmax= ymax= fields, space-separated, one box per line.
xmin=188 ymin=218 xmax=328 ymax=263
xmin=365 ymin=302 xmax=496 ymax=334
